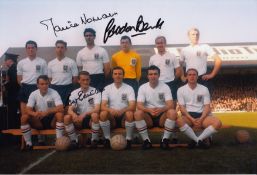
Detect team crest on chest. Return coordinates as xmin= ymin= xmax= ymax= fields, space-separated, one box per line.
xmin=158 ymin=93 xmax=165 ymax=101
xmin=94 ymin=53 xmax=100 ymax=60
xmin=36 ymin=65 xmax=41 ymax=72
xmin=130 ymin=58 xmax=136 ymax=66
xmin=47 ymin=100 xmax=54 ymax=108
xmin=165 ymin=59 xmax=170 ymax=65
xmin=197 ymin=95 xmax=203 ymax=102
xmin=63 ymin=65 xmax=68 ymax=72
xmin=196 ymin=51 xmax=201 ymax=57
xmin=88 ymin=98 xmax=94 ymax=105
xmin=121 ymin=93 xmax=127 ymax=101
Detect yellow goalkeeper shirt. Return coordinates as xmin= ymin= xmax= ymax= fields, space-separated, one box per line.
xmin=111 ymin=50 xmax=142 ymax=81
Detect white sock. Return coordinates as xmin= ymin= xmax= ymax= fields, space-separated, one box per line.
xmin=65 ymin=123 xmax=78 ymax=142
xmin=56 ymin=122 xmax=64 ymax=138
xmin=125 ymin=121 xmax=135 ymax=140
xmin=198 ymin=125 xmax=217 ymax=141
xmin=99 ymin=120 xmax=111 ymax=139
xmin=21 ymin=124 xmax=32 ymax=146
xmin=135 ymin=120 xmax=150 ymax=141
xmin=91 ymin=122 xmax=100 ymax=141
xmin=180 ymin=124 xmax=198 ymax=142
xmin=162 ymin=119 xmax=176 ymax=141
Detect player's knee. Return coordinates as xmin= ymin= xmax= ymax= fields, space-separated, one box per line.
xmin=134 ymin=110 xmax=144 ymax=120
xmin=91 ymin=113 xmax=99 ymax=123
xmin=125 ymin=111 xmax=134 ymax=122
xmin=64 ymin=115 xmax=72 ymax=124
xmin=213 ymin=119 xmax=222 ymax=130
xmin=55 ymin=112 xmax=64 ymax=122
xmin=100 ymin=111 xmax=108 ymax=121
xmin=167 ymin=109 xmax=177 ymax=120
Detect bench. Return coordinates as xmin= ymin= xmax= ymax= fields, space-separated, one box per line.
xmin=1 ymin=128 xmax=187 ymax=150
xmin=1 ymin=126 xmax=229 ymax=150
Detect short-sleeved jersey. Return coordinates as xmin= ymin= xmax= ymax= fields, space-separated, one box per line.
xmin=17 ymin=57 xmax=48 ymax=84
xmin=27 ymin=88 xmax=63 ymax=112
xmin=149 ymin=51 xmax=180 ymax=82
xmin=102 ymin=83 xmax=135 ymax=110
xmin=69 ymin=87 xmax=101 ymax=114
xmin=137 ymin=82 xmax=173 ymax=108
xmin=112 ymin=50 xmax=141 ymax=80
xmin=76 ymin=46 xmax=109 ymax=74
xmin=48 ymin=57 xmax=78 ymax=85
xmin=177 ymin=83 xmax=210 ymax=113
xmin=180 ymin=44 xmax=215 ymax=76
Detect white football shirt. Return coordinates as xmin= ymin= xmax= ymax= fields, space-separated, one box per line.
xmin=17 ymin=57 xmax=48 ymax=84
xmin=102 ymin=83 xmax=135 ymax=110
xmin=76 ymin=46 xmax=109 ymax=74
xmin=48 ymin=57 xmax=78 ymax=85
xmin=69 ymin=87 xmax=101 ymax=114
xmin=137 ymin=82 xmax=173 ymax=108
xmin=177 ymin=83 xmax=210 ymax=113
xmin=149 ymin=51 xmax=180 ymax=82
xmin=27 ymin=88 xmax=63 ymax=112
xmin=180 ymin=44 xmax=215 ymax=76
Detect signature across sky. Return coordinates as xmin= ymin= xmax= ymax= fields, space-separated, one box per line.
xmin=0 ymin=0 xmax=257 ymax=57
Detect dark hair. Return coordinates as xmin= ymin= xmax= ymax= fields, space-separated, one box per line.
xmin=78 ymin=71 xmax=90 ymax=79
xmin=37 ymin=75 xmax=49 ymax=84
xmin=25 ymin=40 xmax=37 ymax=48
xmin=147 ymin=65 xmax=160 ymax=75
xmin=83 ymin=28 xmax=96 ymax=36
xmin=120 ymin=35 xmax=132 ymax=44
xmin=155 ymin=36 xmax=166 ymax=44
xmin=186 ymin=68 xmax=198 ymax=76
xmin=55 ymin=40 xmax=67 ymax=48
xmin=112 ymin=66 xmax=125 ymax=76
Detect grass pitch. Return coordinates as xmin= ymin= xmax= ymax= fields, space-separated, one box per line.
xmin=0 ymin=112 xmax=257 ymax=174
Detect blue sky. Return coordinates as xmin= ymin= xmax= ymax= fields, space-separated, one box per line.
xmin=0 ymin=0 xmax=257 ymax=56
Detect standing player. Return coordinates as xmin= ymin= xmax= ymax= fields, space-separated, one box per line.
xmin=48 ymin=40 xmax=78 ymax=106
xmin=76 ymin=28 xmax=110 ymax=91
xmin=111 ymin=35 xmax=142 ymax=96
xmin=149 ymin=36 xmax=181 ymax=101
xmin=176 ymin=68 xmax=222 ymax=149
xmin=134 ymin=65 xmax=178 ymax=150
xmin=17 ymin=40 xmax=48 ymax=116
xmin=64 ymin=71 xmax=101 ymax=148
xmin=100 ymin=66 xmax=136 ymax=149
xmin=20 ymin=75 xmax=64 ymax=150
xmin=180 ymin=28 xmax=222 ymax=90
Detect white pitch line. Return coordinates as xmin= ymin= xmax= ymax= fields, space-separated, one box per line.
xmin=19 ymin=150 xmax=56 ymax=174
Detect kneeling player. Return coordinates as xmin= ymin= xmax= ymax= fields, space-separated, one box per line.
xmin=176 ymin=68 xmax=222 ymax=149
xmin=134 ymin=65 xmax=178 ymax=150
xmin=20 ymin=75 xmax=64 ymax=150
xmin=100 ymin=67 xmax=136 ymax=149
xmin=64 ymin=71 xmax=101 ymax=149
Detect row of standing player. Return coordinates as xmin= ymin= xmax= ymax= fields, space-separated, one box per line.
xmin=4 ymin=27 xmax=222 ymax=150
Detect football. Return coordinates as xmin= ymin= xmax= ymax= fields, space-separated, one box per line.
xmin=110 ymin=134 xmax=127 ymax=150
xmin=55 ymin=136 xmax=71 ymax=151
xmin=235 ymin=130 xmax=250 ymax=144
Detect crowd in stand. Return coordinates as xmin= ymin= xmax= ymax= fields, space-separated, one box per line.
xmin=211 ymin=74 xmax=257 ymax=112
